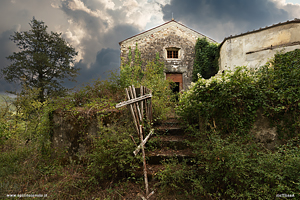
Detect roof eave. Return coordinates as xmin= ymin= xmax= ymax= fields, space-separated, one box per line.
xmin=219 ymin=18 xmax=300 ymax=49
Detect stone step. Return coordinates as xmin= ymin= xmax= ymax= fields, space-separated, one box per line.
xmin=146 ymin=148 xmax=194 ymax=165
xmin=154 ymin=126 xmax=185 ymax=136
xmin=146 ymin=135 xmax=190 ymax=150
xmin=154 ymin=118 xmax=182 ymax=126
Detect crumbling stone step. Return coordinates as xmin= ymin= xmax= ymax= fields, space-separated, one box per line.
xmin=146 ymin=148 xmax=194 ymax=165
xmin=154 ymin=126 xmax=185 ymax=135
xmin=154 ymin=118 xmax=182 ymax=126
xmin=146 ymin=135 xmax=190 ymax=150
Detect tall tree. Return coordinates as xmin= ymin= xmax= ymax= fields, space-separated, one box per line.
xmin=1 ymin=17 xmax=79 ymax=102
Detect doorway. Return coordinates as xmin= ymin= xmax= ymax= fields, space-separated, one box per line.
xmin=166 ymin=73 xmax=183 ymax=92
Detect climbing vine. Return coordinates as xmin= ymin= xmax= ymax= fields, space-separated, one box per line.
xmin=192 ymin=37 xmax=219 ymax=80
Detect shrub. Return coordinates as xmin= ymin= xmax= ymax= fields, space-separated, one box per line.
xmin=192 ymin=37 xmax=219 ymax=80
xmin=157 ymin=130 xmax=300 ymax=199
xmin=87 ymin=121 xmax=141 ymax=183
xmin=178 ymin=49 xmax=300 ymax=137
xmin=120 ymin=44 xmax=174 ymax=121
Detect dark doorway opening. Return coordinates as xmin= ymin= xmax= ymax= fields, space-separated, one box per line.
xmin=171 ymin=82 xmax=180 ymax=93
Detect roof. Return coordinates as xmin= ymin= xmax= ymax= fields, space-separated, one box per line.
xmin=219 ymin=18 xmax=300 ymax=48
xmin=119 ymin=19 xmax=218 ymax=45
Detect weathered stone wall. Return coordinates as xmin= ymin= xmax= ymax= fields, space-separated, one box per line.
xmin=120 ymin=20 xmax=216 ymax=90
xmin=219 ymin=19 xmax=300 ymax=72
xmin=51 ymin=108 xmax=123 ymax=158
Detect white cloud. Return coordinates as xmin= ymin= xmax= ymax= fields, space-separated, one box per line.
xmin=272 ymin=0 xmax=300 ymax=18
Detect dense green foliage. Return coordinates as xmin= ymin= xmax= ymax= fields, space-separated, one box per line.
xmin=164 ymin=49 xmax=300 ymax=198
xmin=0 ymin=41 xmax=175 ymax=198
xmin=157 ymin=131 xmax=300 ymax=199
xmin=0 ymin=73 xmax=141 ymax=199
xmin=192 ymin=37 xmax=219 ymax=80
xmin=1 ymin=18 xmax=79 ymax=102
xmin=1 ymin=38 xmax=300 ymax=198
xmin=120 ymin=44 xmax=174 ymax=120
xmin=181 ymin=49 xmax=300 ymax=137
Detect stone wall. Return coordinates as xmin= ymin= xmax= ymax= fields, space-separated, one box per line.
xmin=51 ymin=108 xmax=124 ymax=158
xmin=219 ymin=19 xmax=300 ymax=72
xmin=120 ymin=20 xmax=216 ymax=90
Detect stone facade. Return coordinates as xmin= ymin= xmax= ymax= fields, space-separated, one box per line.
xmin=219 ymin=18 xmax=300 ymax=71
xmin=119 ymin=19 xmax=216 ymax=90
xmin=120 ymin=19 xmax=300 ymax=87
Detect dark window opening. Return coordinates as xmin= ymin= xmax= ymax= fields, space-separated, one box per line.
xmin=167 ymin=50 xmax=178 ymax=58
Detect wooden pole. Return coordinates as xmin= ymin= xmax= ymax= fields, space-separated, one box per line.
xmin=129 ymin=86 xmax=140 ymax=127
xmin=139 ymin=125 xmax=149 ymax=196
xmin=149 ymin=90 xmax=153 ymax=123
xmin=140 ymin=86 xmax=144 ymax=120
xmin=145 ymin=87 xmax=149 ymax=121
xmin=125 ymin=88 xmax=139 ymax=136
xmin=132 ymin=85 xmax=142 ymax=122
xmin=129 ymin=86 xmax=141 ymax=133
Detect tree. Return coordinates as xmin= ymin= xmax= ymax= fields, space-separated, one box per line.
xmin=192 ymin=37 xmax=219 ymax=81
xmin=1 ymin=17 xmax=79 ymax=102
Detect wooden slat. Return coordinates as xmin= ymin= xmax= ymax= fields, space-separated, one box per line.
xmin=125 ymin=88 xmax=139 ymax=135
xmin=133 ymin=129 xmax=154 ymax=156
xmin=140 ymin=86 xmax=144 ymax=120
xmin=130 ymin=86 xmax=141 ymax=136
xmin=145 ymin=87 xmax=149 ymax=121
xmin=132 ymin=85 xmax=142 ymax=122
xmin=115 ymin=94 xmax=152 ymax=108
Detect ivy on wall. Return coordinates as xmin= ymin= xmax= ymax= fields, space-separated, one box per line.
xmin=192 ymin=37 xmax=219 ymax=81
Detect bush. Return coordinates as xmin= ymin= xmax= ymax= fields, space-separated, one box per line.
xmin=192 ymin=37 xmax=219 ymax=80
xmin=178 ymin=49 xmax=300 ymax=137
xmin=167 ymin=49 xmax=300 ymax=198
xmin=87 ymin=120 xmax=141 ymax=183
xmin=157 ymin=130 xmax=300 ymax=199
xmin=120 ymin=44 xmax=175 ymax=121
xmin=178 ymin=66 xmax=260 ymax=135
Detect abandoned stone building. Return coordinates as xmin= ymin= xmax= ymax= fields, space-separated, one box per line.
xmin=119 ymin=18 xmax=300 ymax=90
xmin=119 ymin=19 xmax=216 ymax=91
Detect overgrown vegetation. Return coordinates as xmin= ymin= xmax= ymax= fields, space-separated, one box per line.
xmin=120 ymin=44 xmax=175 ymax=120
xmin=180 ymin=49 xmax=300 ymax=137
xmin=0 ymin=41 xmax=175 ymax=199
xmin=1 ymin=34 xmax=300 ymax=198
xmin=192 ymin=37 xmax=219 ymax=81
xmin=157 ymin=131 xmax=300 ymax=199
xmin=160 ymin=49 xmax=300 ymax=198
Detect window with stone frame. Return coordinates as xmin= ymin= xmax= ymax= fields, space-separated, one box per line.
xmin=166 ymin=47 xmax=180 ymax=59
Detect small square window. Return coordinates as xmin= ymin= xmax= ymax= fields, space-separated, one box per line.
xmin=167 ymin=50 xmax=179 ymax=58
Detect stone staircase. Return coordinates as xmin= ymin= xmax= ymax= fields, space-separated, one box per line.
xmin=144 ymin=117 xmax=194 ymax=179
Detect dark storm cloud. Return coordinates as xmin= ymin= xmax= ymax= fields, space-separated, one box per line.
xmin=64 ymin=48 xmax=120 ymax=89
xmin=0 ymin=28 xmax=21 ymax=92
xmin=162 ymin=0 xmax=289 ymax=42
xmin=102 ymin=24 xmax=140 ymax=49
xmin=0 ymin=0 xmax=140 ymax=93
xmin=0 ymin=0 xmax=70 ymax=93
xmin=59 ymin=0 xmax=139 ymax=86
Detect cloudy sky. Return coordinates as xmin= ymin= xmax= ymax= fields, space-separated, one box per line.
xmin=1 ymin=0 xmax=300 ymax=94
